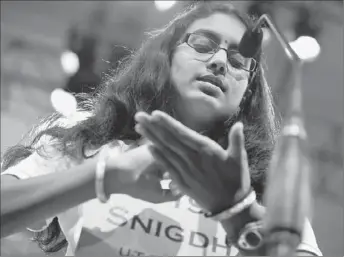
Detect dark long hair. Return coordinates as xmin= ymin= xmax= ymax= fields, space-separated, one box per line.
xmin=1 ymin=1 xmax=280 ymax=253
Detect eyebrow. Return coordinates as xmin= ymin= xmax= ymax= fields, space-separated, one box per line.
xmin=192 ymin=29 xmax=239 ymax=49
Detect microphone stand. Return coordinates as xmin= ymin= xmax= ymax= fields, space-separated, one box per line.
xmin=258 ymin=15 xmax=313 ymax=256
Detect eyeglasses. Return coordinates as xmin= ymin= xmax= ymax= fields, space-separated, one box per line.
xmin=180 ymin=33 xmax=257 ymax=72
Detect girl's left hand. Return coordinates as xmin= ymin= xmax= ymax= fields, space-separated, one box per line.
xmin=134 ymin=110 xmax=252 ymax=214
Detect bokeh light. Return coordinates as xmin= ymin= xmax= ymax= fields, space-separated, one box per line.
xmin=289 ymin=36 xmax=321 ymax=61
xmin=50 ymin=88 xmax=77 ymax=117
xmin=154 ymin=1 xmax=176 ymax=11
xmin=60 ymin=50 xmax=79 ymax=75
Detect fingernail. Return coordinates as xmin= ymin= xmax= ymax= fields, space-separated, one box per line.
xmin=152 ymin=110 xmax=159 ymax=116
xmin=135 ymin=124 xmax=143 ymax=134
xmin=169 ymin=182 xmax=176 ymax=190
xmin=136 ymin=111 xmax=152 ymax=121
xmin=170 ymin=182 xmax=182 ymax=195
xmin=151 ymin=111 xmax=161 ymax=121
xmin=134 ymin=112 xmax=141 ymax=121
xmin=172 ymin=188 xmax=182 ymax=196
xmin=163 ymin=172 xmax=170 ymax=179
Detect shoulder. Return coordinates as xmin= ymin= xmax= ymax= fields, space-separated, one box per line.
xmin=1 ymin=110 xmax=134 ymax=179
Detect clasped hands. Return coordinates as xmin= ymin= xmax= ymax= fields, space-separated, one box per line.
xmin=134 ymin=110 xmax=252 ymax=214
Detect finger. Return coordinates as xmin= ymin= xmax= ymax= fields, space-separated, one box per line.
xmin=136 ymin=118 xmax=199 ymax=177
xmin=141 ymin=162 xmax=165 ymax=181
xmin=148 ymin=145 xmax=190 ymax=191
xmin=136 ymin=111 xmax=190 ymax=155
xmin=227 ymin=122 xmax=245 ymax=158
xmin=227 ymin=123 xmax=251 ymax=191
xmin=138 ymin=111 xmax=220 ymax=167
xmin=161 ymin=189 xmax=182 ymax=201
xmin=163 ymin=172 xmax=171 ymax=180
xmin=135 ymin=122 xmax=184 ymax=161
xmin=135 ymin=111 xmax=153 ymax=124
xmin=138 ymin=120 xmax=206 ymax=180
xmin=170 ymin=184 xmax=183 ymax=197
xmin=151 ymin=110 xmax=209 ymax=150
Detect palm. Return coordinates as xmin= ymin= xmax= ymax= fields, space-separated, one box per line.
xmin=134 ymin=111 xmax=251 ymax=213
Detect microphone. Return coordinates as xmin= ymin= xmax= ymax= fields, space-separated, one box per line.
xmin=240 ymin=15 xmax=312 ymax=256
xmin=238 ymin=25 xmax=263 ymax=58
xmin=239 ymin=14 xmax=300 ymax=61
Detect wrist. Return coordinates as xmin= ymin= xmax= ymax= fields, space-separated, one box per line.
xmin=104 ymin=159 xmax=130 ymax=196
xmin=220 ymin=200 xmax=265 ymax=242
xmin=104 ymin=151 xmax=144 ymax=196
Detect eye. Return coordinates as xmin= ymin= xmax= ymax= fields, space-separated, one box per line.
xmin=188 ymin=34 xmax=217 ymax=53
xmin=228 ymin=52 xmax=246 ymax=69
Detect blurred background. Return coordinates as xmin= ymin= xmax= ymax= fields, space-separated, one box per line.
xmin=1 ymin=1 xmax=343 ymax=255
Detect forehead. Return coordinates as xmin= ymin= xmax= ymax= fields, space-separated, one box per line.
xmin=186 ymin=13 xmax=246 ymax=45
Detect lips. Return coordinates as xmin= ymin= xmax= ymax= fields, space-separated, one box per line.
xmin=197 ymin=75 xmax=226 ymax=92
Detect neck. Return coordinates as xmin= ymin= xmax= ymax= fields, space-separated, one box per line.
xmin=175 ymin=108 xmax=226 ymax=136
xmin=173 ymin=100 xmax=234 ymax=142
xmin=177 ymin=113 xmax=229 ymax=149
xmin=179 ymin=116 xmax=212 ymax=133
xmin=175 ymin=110 xmax=213 ymax=133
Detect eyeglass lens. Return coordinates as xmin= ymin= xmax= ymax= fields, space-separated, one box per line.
xmin=187 ymin=33 xmax=256 ymax=72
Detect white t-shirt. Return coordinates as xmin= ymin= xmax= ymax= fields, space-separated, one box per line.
xmin=1 ymin=112 xmax=322 ymax=256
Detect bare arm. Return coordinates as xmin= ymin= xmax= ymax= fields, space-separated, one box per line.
xmin=1 ymin=156 xmax=101 ymax=238
xmin=0 ymin=144 xmax=165 ymax=238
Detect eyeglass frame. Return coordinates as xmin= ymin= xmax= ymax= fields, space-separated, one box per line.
xmin=178 ymin=32 xmax=258 ymax=73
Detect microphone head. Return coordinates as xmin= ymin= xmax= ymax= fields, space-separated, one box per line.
xmin=239 ymin=27 xmax=264 ymax=58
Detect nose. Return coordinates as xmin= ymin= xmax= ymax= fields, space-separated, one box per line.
xmin=207 ymin=48 xmax=227 ymax=75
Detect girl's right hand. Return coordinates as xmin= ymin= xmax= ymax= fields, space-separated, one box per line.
xmin=105 ymin=143 xmax=179 ymax=203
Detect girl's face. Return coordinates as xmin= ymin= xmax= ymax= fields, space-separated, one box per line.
xmin=171 ymin=13 xmax=253 ymax=130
